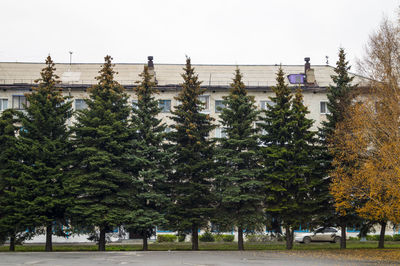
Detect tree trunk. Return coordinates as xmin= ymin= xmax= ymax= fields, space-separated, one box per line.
xmin=191 ymin=224 xmax=199 ymax=251
xmin=142 ymin=235 xmax=148 ymax=251
xmin=285 ymin=225 xmax=293 ymax=250
xmin=238 ymin=227 xmax=244 ymax=250
xmin=291 ymin=229 xmax=294 ymax=248
xmin=378 ymin=221 xmax=386 ymax=249
xmin=45 ymin=223 xmax=53 ymax=252
xmin=99 ymin=227 xmax=106 ymax=251
xmin=340 ymin=224 xmax=346 ymax=249
xmin=9 ymin=234 xmax=15 ymax=252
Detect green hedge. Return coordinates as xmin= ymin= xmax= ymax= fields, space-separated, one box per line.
xmin=157 ymin=234 xmax=177 ymax=243
xmin=199 ymin=231 xmax=215 ymax=242
xmin=366 ymin=235 xmax=394 ymax=241
xmin=393 ymin=234 xmax=400 ymax=241
xmin=366 ymin=235 xmax=379 ymax=241
xmin=385 ymin=235 xmax=394 ymax=241
xmin=215 ymin=234 xmax=235 ymax=242
xmin=246 ymin=234 xmax=270 ymax=242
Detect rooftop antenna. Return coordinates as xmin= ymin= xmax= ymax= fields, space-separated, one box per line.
xmin=325 ymin=56 xmax=329 ymax=65
xmin=69 ymin=51 xmax=73 ymax=71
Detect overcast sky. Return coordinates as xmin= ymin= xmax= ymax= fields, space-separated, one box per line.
xmin=0 ymin=0 xmax=398 ymax=69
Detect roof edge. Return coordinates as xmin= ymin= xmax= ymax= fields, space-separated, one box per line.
xmin=0 ymin=61 xmax=334 ymax=67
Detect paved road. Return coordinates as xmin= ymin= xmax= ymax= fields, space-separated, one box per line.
xmin=0 ymin=251 xmax=386 ymax=265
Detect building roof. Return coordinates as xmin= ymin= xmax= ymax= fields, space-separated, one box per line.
xmin=0 ymin=62 xmax=367 ymax=88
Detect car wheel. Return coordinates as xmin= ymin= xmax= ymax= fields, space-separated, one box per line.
xmin=333 ymin=236 xmax=341 ymax=243
xmin=303 ymin=237 xmax=311 ymax=244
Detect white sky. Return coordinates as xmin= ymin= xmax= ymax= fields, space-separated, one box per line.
xmin=0 ymin=0 xmax=398 ymax=69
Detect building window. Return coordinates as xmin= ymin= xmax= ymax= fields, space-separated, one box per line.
xmin=106 ymin=227 xmax=119 ymax=233
xmin=0 ymin=99 xmax=8 ymax=111
xmin=260 ymin=100 xmax=275 ymax=110
xmin=215 ymin=100 xmax=225 ymax=113
xmin=156 ymin=226 xmax=173 ymax=233
xmin=132 ymin=99 xmax=138 ymax=109
xmin=12 ymin=95 xmax=28 ymax=110
xmin=320 ymin=101 xmax=330 ymax=114
xmin=199 ymin=95 xmax=210 ymax=111
xmin=75 ymin=99 xmax=88 ymax=110
xmin=159 ymin=100 xmax=171 ymax=113
xmin=215 ymin=127 xmax=227 ymax=138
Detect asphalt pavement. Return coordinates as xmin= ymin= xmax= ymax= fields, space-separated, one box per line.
xmin=0 ymin=250 xmax=387 ymax=265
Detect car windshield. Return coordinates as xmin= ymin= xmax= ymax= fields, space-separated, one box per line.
xmin=313 ymin=227 xmax=337 ymax=234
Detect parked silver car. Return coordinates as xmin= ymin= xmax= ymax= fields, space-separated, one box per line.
xmin=295 ymin=227 xmax=341 ymax=244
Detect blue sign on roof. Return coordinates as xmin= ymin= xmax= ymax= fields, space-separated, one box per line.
xmin=287 ymin=74 xmax=305 ymax=84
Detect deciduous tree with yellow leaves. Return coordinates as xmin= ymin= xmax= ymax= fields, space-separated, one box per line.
xmin=330 ymin=14 xmax=400 ymax=249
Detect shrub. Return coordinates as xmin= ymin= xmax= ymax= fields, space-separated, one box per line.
xmin=276 ymin=234 xmax=285 ymax=242
xmin=393 ymin=234 xmax=400 ymax=241
xmin=214 ymin=234 xmax=222 ymax=242
xmin=349 ymin=236 xmax=359 ymax=240
xmin=178 ymin=235 xmax=186 ymax=242
xmin=246 ymin=234 xmax=257 ymax=242
xmin=199 ymin=231 xmax=215 ymax=242
xmin=157 ymin=234 xmax=177 ymax=243
xmin=385 ymin=235 xmax=393 ymax=241
xmin=215 ymin=234 xmax=234 ymax=242
xmin=365 ymin=235 xmax=393 ymax=241
xmin=246 ymin=234 xmax=270 ymax=242
xmin=222 ymin=235 xmax=234 ymax=242
xmin=214 ymin=234 xmax=223 ymax=242
xmin=366 ymin=235 xmax=380 ymax=241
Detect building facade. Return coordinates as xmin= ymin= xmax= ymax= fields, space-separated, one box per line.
xmin=0 ymin=57 xmax=366 ymax=133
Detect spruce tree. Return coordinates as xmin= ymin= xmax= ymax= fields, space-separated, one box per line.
xmin=320 ymin=48 xmax=356 ymax=140
xmin=259 ymin=68 xmax=320 ymax=250
xmin=319 ymin=48 xmax=358 ymax=249
xmin=124 ymin=66 xmax=169 ymax=251
xmin=167 ymin=57 xmax=216 ymax=250
xmin=18 ymin=56 xmax=73 ymax=251
xmin=0 ymin=109 xmax=17 ymax=249
xmin=290 ymin=88 xmax=325 ymax=242
xmin=259 ymin=67 xmax=294 ymax=249
xmin=0 ymin=109 xmax=34 ymax=251
xmin=214 ymin=68 xmax=263 ymax=250
xmin=68 ymin=56 xmax=131 ymax=251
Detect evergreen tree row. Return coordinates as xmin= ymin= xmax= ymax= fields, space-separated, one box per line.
xmin=1 ymin=54 xmax=347 ymax=251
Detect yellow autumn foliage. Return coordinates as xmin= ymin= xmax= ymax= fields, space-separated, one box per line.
xmin=330 ymin=96 xmax=400 ymax=223
xmin=330 ymin=16 xmax=400 ymax=224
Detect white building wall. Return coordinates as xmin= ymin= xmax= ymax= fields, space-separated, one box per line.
xmin=0 ymin=87 xmax=331 ymax=144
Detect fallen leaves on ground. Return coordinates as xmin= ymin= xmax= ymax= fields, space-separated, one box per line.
xmin=279 ymin=249 xmax=400 ymax=264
